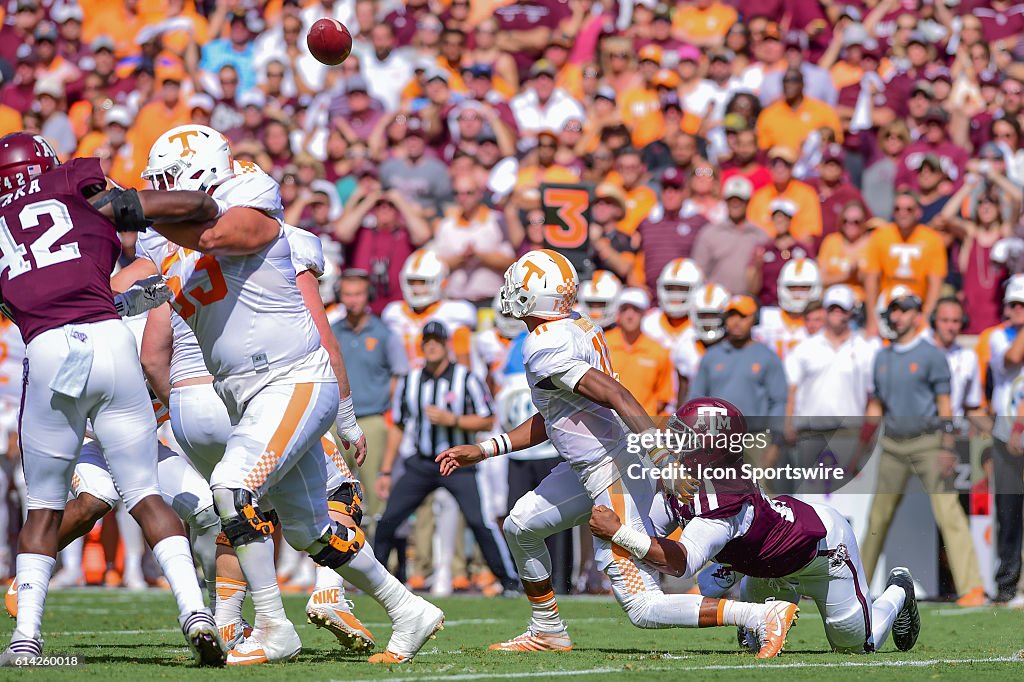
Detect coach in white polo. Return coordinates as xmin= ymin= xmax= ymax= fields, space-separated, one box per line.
xmin=784 ymin=285 xmax=880 ymax=489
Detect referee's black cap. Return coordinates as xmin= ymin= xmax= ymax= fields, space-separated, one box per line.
xmin=422 ymin=320 xmax=449 ymax=344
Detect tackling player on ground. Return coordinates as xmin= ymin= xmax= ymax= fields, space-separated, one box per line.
xmin=589 ymin=397 xmax=921 ymax=655
xmin=437 ymin=249 xmax=799 ymax=657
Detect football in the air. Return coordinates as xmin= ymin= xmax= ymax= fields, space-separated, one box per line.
xmin=307 ymin=17 xmax=352 ymax=66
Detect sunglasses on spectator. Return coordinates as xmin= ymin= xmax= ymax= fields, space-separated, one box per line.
xmin=609 ymin=52 xmax=629 ymax=59
xmin=528 ymin=216 xmax=546 ymax=226
xmin=842 ymin=217 xmax=863 ymax=224
xmin=563 ymin=121 xmax=583 ymax=132
xmin=537 ymin=141 xmax=558 ymax=149
xmin=893 ymin=205 xmax=917 ymax=213
xmin=267 ymin=70 xmax=285 ymax=78
xmin=455 ymin=188 xmax=480 ymax=196
xmin=584 ymin=69 xmax=600 ymax=78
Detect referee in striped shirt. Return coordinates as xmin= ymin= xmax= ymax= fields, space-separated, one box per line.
xmin=374 ymin=321 xmax=519 ymax=591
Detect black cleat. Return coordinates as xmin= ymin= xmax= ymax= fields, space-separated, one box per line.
xmin=887 ymin=567 xmax=920 ymax=651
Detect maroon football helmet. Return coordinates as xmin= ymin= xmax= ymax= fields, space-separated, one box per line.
xmin=666 ymin=397 xmax=748 ymax=470
xmin=0 ymin=133 xmax=61 ymax=192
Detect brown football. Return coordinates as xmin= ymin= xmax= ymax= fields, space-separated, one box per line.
xmin=307 ymin=17 xmax=352 ymax=66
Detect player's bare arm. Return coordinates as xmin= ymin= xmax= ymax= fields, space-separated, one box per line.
xmin=296 ymin=269 xmax=368 ymax=464
xmin=436 ymin=413 xmax=548 ymax=476
xmin=589 ymin=505 xmax=689 ymax=577
xmin=574 ymin=367 xmax=657 ymax=434
xmin=140 ymin=304 xmax=174 ymax=406
xmin=151 ymin=206 xmax=280 ymax=256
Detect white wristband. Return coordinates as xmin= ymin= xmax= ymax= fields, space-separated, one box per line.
xmin=214 ymin=198 xmax=230 ymax=220
xmin=610 ymin=525 xmax=653 ymax=560
xmin=336 ymin=393 xmax=362 ymax=444
xmin=477 ymin=433 xmax=512 ymax=458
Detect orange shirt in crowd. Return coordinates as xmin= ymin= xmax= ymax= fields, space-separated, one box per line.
xmin=0 ymin=105 xmax=20 ymax=138
xmin=603 ymin=171 xmax=657 ymax=235
xmin=75 ymin=131 xmax=108 ymax=160
xmin=619 ymin=87 xmax=665 ymax=149
xmin=756 ymin=97 xmax=844 ymax=151
xmin=746 ymin=180 xmax=822 ymax=241
xmin=516 ymin=164 xmax=580 ymax=189
xmin=817 ymin=233 xmax=868 ymax=300
xmin=672 ymin=3 xmax=738 ymax=43
xmin=829 ymin=62 xmax=864 ymax=92
xmin=603 ymin=328 xmax=675 ymax=416
xmin=861 ymin=223 xmax=947 ymax=300
xmin=127 ymin=99 xmax=190 ymax=189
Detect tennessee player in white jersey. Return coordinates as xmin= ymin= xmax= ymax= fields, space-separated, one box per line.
xmin=642 ymin=258 xmax=703 ymax=352
xmin=671 ymin=283 xmax=730 ymax=405
xmin=755 ymin=258 xmax=822 ymax=362
xmin=134 ymin=125 xmax=442 ymax=665
xmin=382 ymin=249 xmax=477 ymax=368
xmin=437 ymin=250 xmax=799 ymax=654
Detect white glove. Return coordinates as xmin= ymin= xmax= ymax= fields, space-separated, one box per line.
xmin=336 ymin=392 xmax=364 ymax=445
xmin=114 ymin=275 xmax=174 ymax=317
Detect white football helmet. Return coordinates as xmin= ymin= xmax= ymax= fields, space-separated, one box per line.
xmin=690 ymin=283 xmax=731 ymax=344
xmin=400 ymin=249 xmax=448 ymax=309
xmin=657 ymin=258 xmax=704 ymax=317
xmin=493 ymin=292 xmax=527 ymax=339
xmin=142 ymin=124 xmax=234 ymax=192
xmin=777 ymin=258 xmax=823 ymax=314
xmin=500 ymin=249 xmax=579 ymax=321
xmin=577 ymin=269 xmax=623 ymax=328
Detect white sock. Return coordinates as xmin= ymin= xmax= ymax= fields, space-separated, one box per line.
xmin=14 ymin=554 xmax=56 ymax=641
xmin=719 ymin=599 xmax=765 ymax=629
xmin=871 ymin=585 xmax=906 ymax=650
xmin=526 ymin=586 xmax=567 ymax=633
xmin=214 ymin=577 xmax=247 ymax=627
xmin=314 ymin=565 xmax=345 ymax=592
xmin=338 ymin=544 xmax=413 ymax=621
xmin=233 ymin=537 xmax=287 ymax=626
xmin=250 ymin=585 xmax=288 ymax=627
xmin=116 ymin=505 xmax=145 ymax=580
xmin=152 ymin=536 xmax=206 ymax=615
xmin=59 ymin=537 xmax=83 ymax=577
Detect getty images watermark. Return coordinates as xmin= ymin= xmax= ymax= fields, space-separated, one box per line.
xmin=623 ymin=429 xmax=848 ymax=483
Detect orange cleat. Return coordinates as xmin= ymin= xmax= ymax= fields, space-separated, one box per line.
xmin=755 ymin=601 xmax=799 ymax=659
xmin=406 ymin=575 xmax=426 ymax=591
xmin=5 ymin=580 xmax=17 ymax=619
xmin=489 ymin=628 xmax=572 ymax=652
xmin=451 ymin=576 xmax=472 ymax=591
xmin=956 ymin=587 xmax=987 ymax=607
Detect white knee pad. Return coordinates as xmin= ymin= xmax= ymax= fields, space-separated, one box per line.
xmin=71 ymin=441 xmax=119 ymax=510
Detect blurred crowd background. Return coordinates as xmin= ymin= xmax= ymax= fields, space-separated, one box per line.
xmin=1 ymin=0 xmax=1024 ymax=609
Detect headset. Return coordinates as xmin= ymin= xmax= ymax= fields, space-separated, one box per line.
xmin=929 ymin=296 xmax=969 ymax=332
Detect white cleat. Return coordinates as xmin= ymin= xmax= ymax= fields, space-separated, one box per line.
xmin=367 ymin=597 xmax=444 ymax=664
xmin=217 ymin=617 xmax=253 ymax=650
xmin=489 ymin=627 xmax=573 ymax=652
xmin=49 ymin=570 xmax=84 ymax=588
xmin=305 ymin=588 xmax=375 ymax=651
xmin=179 ymin=610 xmax=226 ymax=667
xmin=0 ymin=635 xmax=43 ymax=667
xmin=226 ymin=618 xmax=301 ymax=665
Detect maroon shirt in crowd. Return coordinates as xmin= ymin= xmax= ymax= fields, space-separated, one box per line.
xmin=667 ymin=482 xmax=827 ymax=579
xmin=969 ymin=1 xmax=1024 ymax=43
xmin=805 ymin=177 xmax=868 ymax=238
xmin=956 ymin=240 xmax=1009 ymax=334
xmin=347 ymin=220 xmax=415 ymax=315
xmin=494 ymin=0 xmax=572 ymax=80
xmin=0 ymin=158 xmax=120 ymax=344
xmin=894 ymin=140 xmax=970 ymax=191
xmin=635 ymin=207 xmax=708 ymax=293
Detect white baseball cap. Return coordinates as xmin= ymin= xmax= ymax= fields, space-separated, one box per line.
xmin=770 ymin=198 xmax=798 ymax=218
xmin=823 ymin=285 xmax=856 ymax=311
xmin=1005 ymin=274 xmax=1024 ymax=304
xmin=722 ymin=176 xmax=753 ymax=201
xmin=617 ymin=287 xmax=651 ymax=311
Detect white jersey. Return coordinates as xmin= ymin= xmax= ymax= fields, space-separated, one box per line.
xmin=137 ymin=221 xmax=327 ymax=386
xmin=641 ymin=310 xmax=692 ymax=352
xmin=754 ymin=307 xmax=809 ymax=362
xmin=381 ymin=299 xmax=477 ymax=368
xmin=139 ymin=164 xmax=331 ymax=411
xmin=522 ymin=311 xmax=635 ymax=496
xmin=670 ymin=326 xmax=709 ymax=383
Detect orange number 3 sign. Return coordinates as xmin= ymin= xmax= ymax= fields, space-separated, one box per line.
xmin=542 ymin=186 xmax=590 ymax=249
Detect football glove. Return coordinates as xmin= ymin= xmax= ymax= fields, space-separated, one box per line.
xmin=114 ymin=275 xmax=174 ymax=317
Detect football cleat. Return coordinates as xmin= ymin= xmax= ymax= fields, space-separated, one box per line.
xmin=179 ymin=610 xmax=226 ymax=667
xmin=0 ymin=635 xmax=43 ymax=667
xmin=4 ymin=581 xmax=17 ymax=619
xmin=367 ymin=597 xmax=444 ymax=664
xmin=489 ymin=628 xmax=572 ymax=652
xmin=305 ymin=589 xmax=375 ymax=651
xmin=217 ymin=618 xmax=253 ymax=650
xmin=955 ymin=586 xmax=987 ymax=607
xmin=887 ymin=567 xmax=920 ymax=651
xmin=754 ymin=600 xmax=799 ymax=658
xmin=226 ymin=619 xmax=301 ymax=665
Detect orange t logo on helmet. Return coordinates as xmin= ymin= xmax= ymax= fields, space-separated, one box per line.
xmin=522 ymin=260 xmax=546 ymax=290
xmin=168 ymin=130 xmax=201 ymax=157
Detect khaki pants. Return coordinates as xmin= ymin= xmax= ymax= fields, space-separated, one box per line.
xmin=860 ymin=433 xmax=982 ymax=595
xmin=348 ymin=414 xmax=387 ymax=538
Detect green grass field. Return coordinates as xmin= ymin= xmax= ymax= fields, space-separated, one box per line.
xmin=3 ymin=589 xmax=1022 ymax=680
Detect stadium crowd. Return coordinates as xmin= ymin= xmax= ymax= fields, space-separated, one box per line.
xmin=1 ymin=0 xmax=1024 ymax=608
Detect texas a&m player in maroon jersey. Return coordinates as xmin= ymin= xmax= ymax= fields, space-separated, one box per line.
xmin=590 ymin=397 xmax=922 ymax=655
xmin=0 ymin=132 xmax=226 ymax=667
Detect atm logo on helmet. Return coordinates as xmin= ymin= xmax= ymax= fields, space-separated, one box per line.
xmin=694 ymin=405 xmax=731 ymax=434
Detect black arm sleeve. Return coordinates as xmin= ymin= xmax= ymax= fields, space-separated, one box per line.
xmin=110 ymin=188 xmax=153 ymax=232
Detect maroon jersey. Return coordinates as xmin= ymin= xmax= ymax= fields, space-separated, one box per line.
xmin=668 ymin=481 xmax=827 ymax=578
xmin=0 ymin=158 xmax=120 ymax=344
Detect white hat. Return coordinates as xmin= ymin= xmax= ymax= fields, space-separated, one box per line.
xmin=105 ymin=105 xmax=133 ymax=127
xmin=52 ymin=3 xmax=84 ymax=24
xmin=34 ymin=78 xmax=64 ymax=98
xmin=1005 ymin=274 xmax=1024 ymax=304
xmin=769 ymin=198 xmax=797 ymax=218
xmin=823 ymin=285 xmax=856 ymax=311
xmin=238 ymin=90 xmax=266 ymax=108
xmin=723 ymin=176 xmax=753 ymax=200
xmin=617 ymin=287 xmax=651 ymax=311
xmin=187 ymin=93 xmax=215 ymax=113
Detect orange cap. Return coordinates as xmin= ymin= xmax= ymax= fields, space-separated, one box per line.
xmin=724 ymin=295 xmax=758 ymax=317
xmin=639 ymin=44 xmax=663 ymax=65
